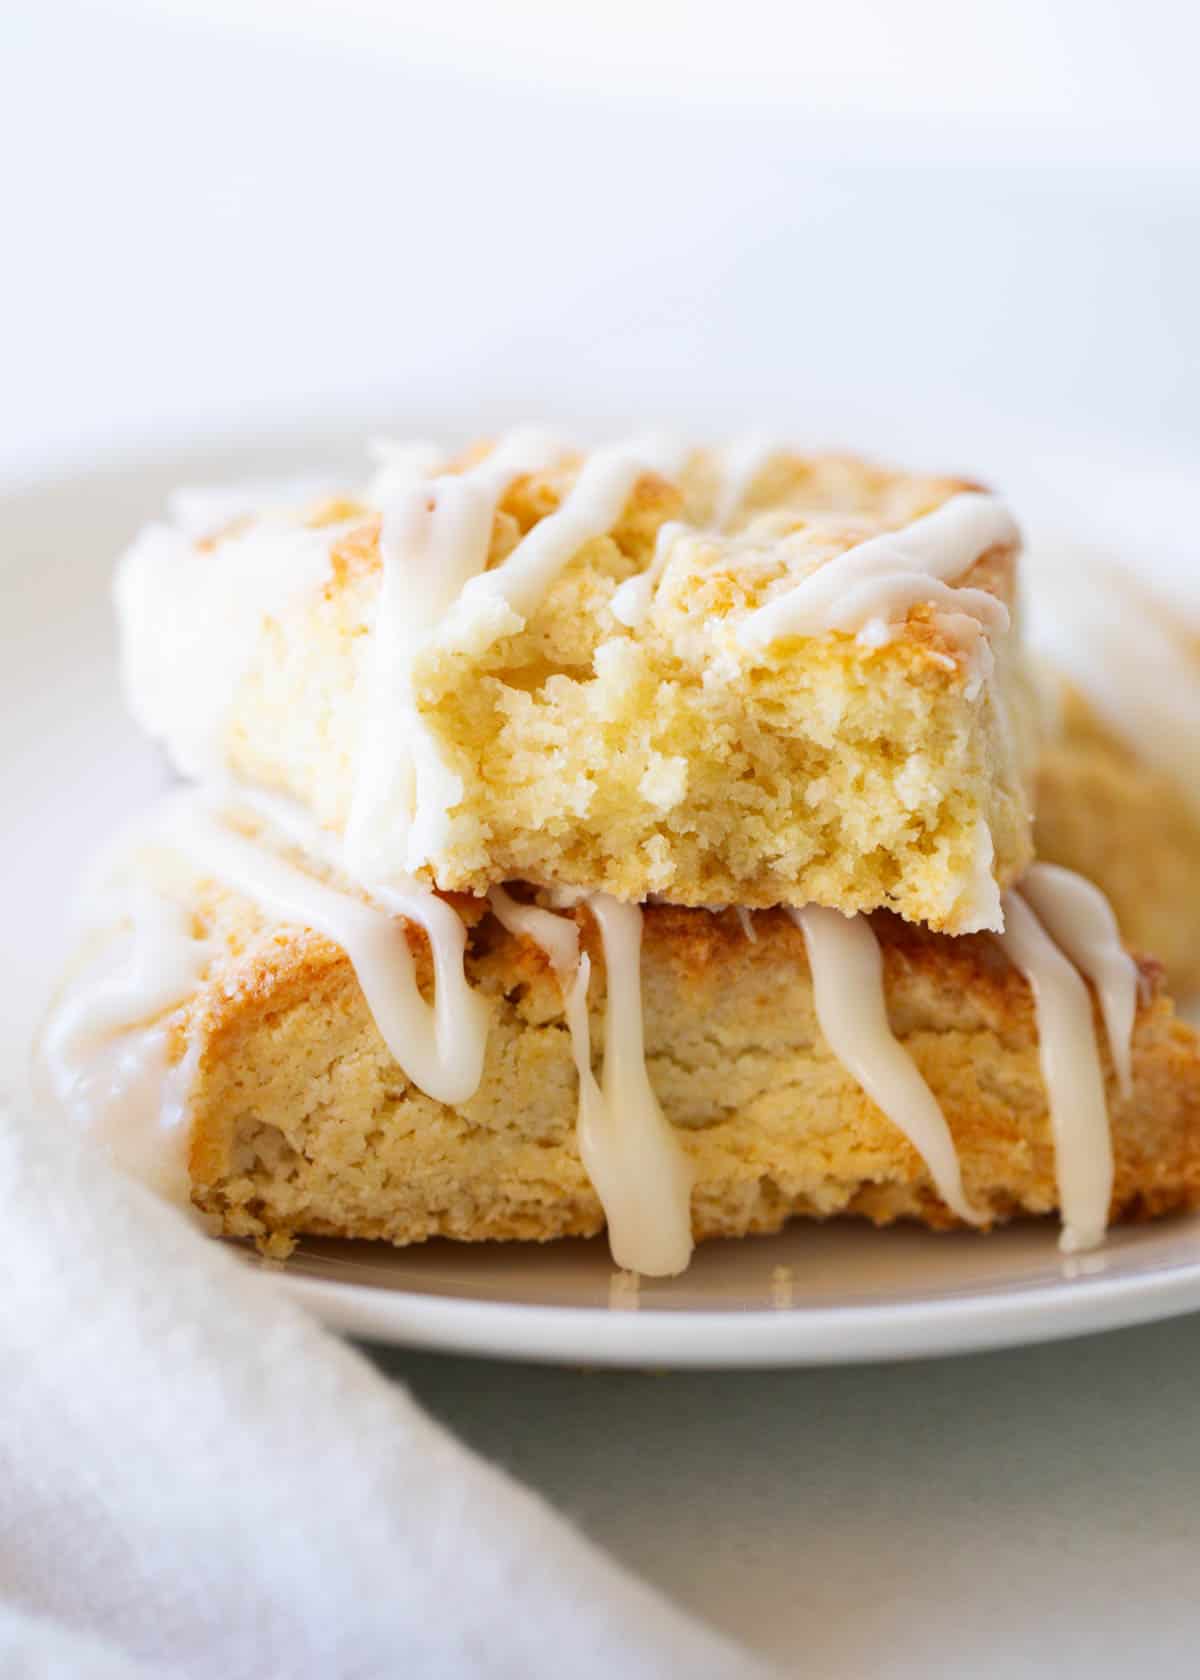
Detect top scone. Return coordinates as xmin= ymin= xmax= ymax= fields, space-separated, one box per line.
xmin=116 ymin=433 xmax=1039 ymax=932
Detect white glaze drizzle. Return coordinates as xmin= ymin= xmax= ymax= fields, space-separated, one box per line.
xmin=44 ymin=796 xmax=1135 ymax=1264
xmin=346 ymin=427 xmax=567 ymax=879
xmin=115 ymin=512 xmax=353 ymax=782
xmin=575 ymin=896 xmax=695 ymax=1277
xmin=51 ymin=887 xmax=209 ymax=1042
xmin=609 ymin=519 xmax=686 ymax=629
xmin=621 ymin=431 xmax=692 ymax=479
xmin=166 ymin=800 xmax=490 ymax=1106
xmin=953 ymin=820 xmax=1003 ymax=938
xmin=713 ymin=435 xmax=780 ymax=529
xmin=992 ymin=890 xmax=1115 ymax=1253
xmin=440 ymin=442 xmax=652 ymax=649
xmin=735 ymin=490 xmax=1016 ymax=935
xmin=229 ymin=783 xmax=348 ymax=873
xmin=351 ymin=432 xmax=670 ymax=877
xmin=106 ymin=435 xmax=1136 ymax=1267
xmin=1019 ymin=862 xmax=1137 ymax=1100
xmin=738 ymin=491 xmax=1016 ymax=652
xmin=229 ymin=787 xmax=494 ymax=1107
xmin=788 ymin=905 xmax=983 ymax=1225
xmin=487 ymin=884 xmax=581 ymax=979
xmin=488 ymin=886 xmax=694 ymax=1277
xmin=608 ymin=1271 xmax=641 ymax=1311
xmin=39 ymin=1025 xmax=202 ymax=1206
xmin=734 ymin=906 xmax=758 ymax=944
xmin=37 ymin=887 xmax=212 ymax=1202
xmin=363 ymin=437 xmax=445 ymax=505
xmin=1027 ymin=541 xmax=1200 ymax=823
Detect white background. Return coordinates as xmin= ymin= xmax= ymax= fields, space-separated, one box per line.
xmin=4 ymin=2 xmax=1200 ymax=1673
xmin=3 ymin=1 xmax=1199 ymax=484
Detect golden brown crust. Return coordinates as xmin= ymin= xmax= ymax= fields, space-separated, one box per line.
xmin=175 ymin=892 xmax=1200 ymax=1255
xmin=321 ymin=498 xmax=1018 ymax=668
xmin=678 ymin=449 xmax=982 ymax=535
xmin=325 ymin=455 xmax=682 ymax=589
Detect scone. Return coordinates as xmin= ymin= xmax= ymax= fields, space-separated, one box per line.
xmin=1037 ymin=685 xmax=1200 ymax=996
xmin=43 ymin=431 xmax=1200 ymax=1283
xmin=115 ymin=436 xmax=1039 ymax=934
xmin=38 ymin=794 xmax=1200 ymax=1276
xmin=1028 ymin=543 xmax=1200 ymax=995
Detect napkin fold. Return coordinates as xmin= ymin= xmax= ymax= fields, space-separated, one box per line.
xmin=0 ymin=1090 xmax=762 ymax=1679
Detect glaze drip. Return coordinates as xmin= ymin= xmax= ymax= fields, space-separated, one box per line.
xmin=574 ymin=896 xmax=695 ymax=1277
xmin=789 ymin=905 xmax=983 ymax=1225
xmin=438 ymin=443 xmax=652 ymax=652
xmin=488 ymin=886 xmax=694 ymax=1277
xmin=712 ymin=435 xmax=779 ymax=529
xmin=347 ymin=427 xmax=566 ymax=879
xmin=169 ymin=799 xmax=490 ymax=1107
xmin=37 ymin=886 xmax=212 ymax=1202
xmin=739 ymin=491 xmax=1016 ymax=652
xmin=1020 ymin=862 xmax=1137 ymax=1099
xmin=609 ymin=520 xmax=686 ymax=629
xmin=993 ymin=888 xmax=1116 ymax=1253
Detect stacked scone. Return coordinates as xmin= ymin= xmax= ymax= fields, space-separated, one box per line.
xmin=1030 ymin=545 xmax=1200 ymax=997
xmin=38 ymin=434 xmax=1200 ymax=1275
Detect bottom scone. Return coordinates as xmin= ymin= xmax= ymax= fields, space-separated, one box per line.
xmin=38 ymin=800 xmax=1200 ymax=1272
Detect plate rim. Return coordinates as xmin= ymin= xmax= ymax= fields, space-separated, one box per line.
xmin=262 ymin=1230 xmax=1200 ymax=1366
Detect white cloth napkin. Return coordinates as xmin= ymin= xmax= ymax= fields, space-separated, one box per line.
xmin=0 ymin=1091 xmax=765 ymax=1679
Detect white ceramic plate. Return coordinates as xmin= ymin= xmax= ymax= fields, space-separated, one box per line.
xmin=8 ymin=436 xmax=1200 ymax=1368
